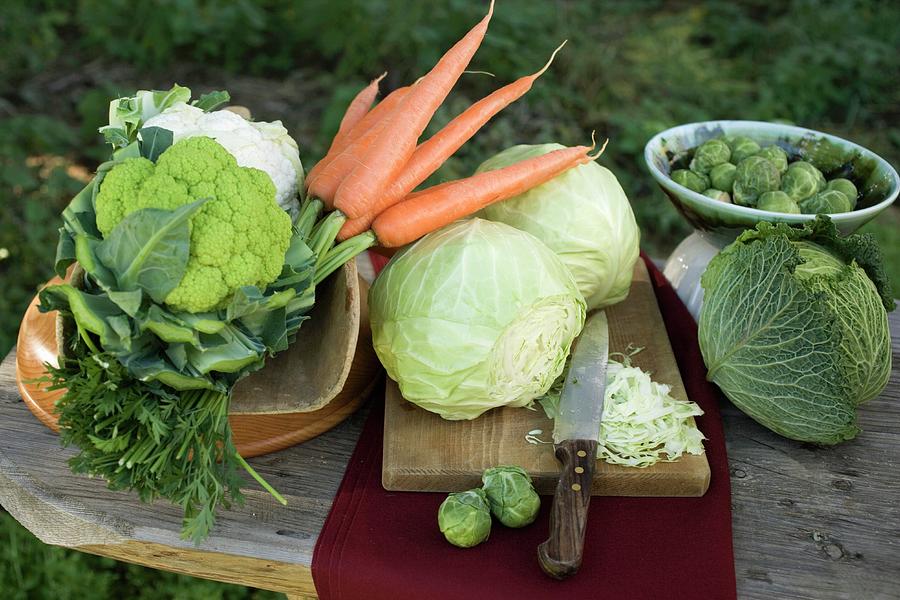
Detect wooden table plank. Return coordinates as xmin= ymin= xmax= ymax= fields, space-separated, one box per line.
xmin=1 ymin=311 xmax=898 ymax=598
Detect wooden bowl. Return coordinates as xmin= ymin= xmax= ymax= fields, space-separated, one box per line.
xmin=15 ymin=262 xmax=382 ymax=458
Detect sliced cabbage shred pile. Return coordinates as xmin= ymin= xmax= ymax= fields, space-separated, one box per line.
xmin=539 ymin=353 xmax=705 ymax=468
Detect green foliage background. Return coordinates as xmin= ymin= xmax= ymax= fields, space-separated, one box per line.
xmin=1 ymin=0 xmax=898 ymax=596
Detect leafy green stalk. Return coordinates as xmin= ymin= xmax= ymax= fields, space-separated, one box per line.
xmin=43 ymin=340 xmax=271 ymax=544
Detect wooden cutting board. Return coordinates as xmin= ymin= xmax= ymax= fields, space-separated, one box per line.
xmin=382 ymin=260 xmax=711 ymax=497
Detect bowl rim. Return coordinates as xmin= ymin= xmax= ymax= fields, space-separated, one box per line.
xmin=643 ymin=119 xmax=900 ymax=224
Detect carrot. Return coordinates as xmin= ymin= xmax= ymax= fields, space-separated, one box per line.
xmin=336 ymin=73 xmax=386 ymax=142
xmin=335 ymin=42 xmax=566 ymax=241
xmin=306 ymin=85 xmax=411 ymax=195
xmin=333 ymin=0 xmax=495 ymax=219
xmin=371 ymin=140 xmax=607 ymax=248
xmin=307 ymin=115 xmax=391 ymax=204
xmin=336 ymin=180 xmax=456 ymax=239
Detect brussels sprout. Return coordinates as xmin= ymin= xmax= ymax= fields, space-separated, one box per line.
xmin=726 ymin=136 xmax=761 ymax=163
xmin=671 ymin=169 xmax=709 ymax=194
xmin=482 ymin=466 xmax=541 ymax=528
xmin=757 ymin=190 xmax=800 ymax=214
xmin=702 ymin=188 xmax=732 ymax=203
xmin=781 ymin=161 xmax=827 ymax=202
xmin=826 ymin=178 xmax=858 ymax=209
xmin=756 ymin=146 xmax=789 ymax=175
xmin=438 ymin=488 xmax=492 ymax=548
xmin=709 ymin=162 xmax=737 ymax=192
xmin=799 ymin=189 xmax=853 ymax=214
xmin=689 ymin=139 xmax=731 ymax=174
xmin=732 ymin=156 xmax=781 ymax=207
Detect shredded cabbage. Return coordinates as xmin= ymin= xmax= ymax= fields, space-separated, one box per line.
xmin=539 ymin=352 xmax=705 ymax=468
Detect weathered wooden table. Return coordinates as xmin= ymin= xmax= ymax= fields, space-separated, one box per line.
xmin=1 ymin=312 xmax=898 ymax=599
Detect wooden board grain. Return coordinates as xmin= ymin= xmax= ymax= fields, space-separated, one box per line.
xmin=383 ymin=260 xmax=711 ymax=497
xmin=15 ymin=266 xmax=382 ymax=458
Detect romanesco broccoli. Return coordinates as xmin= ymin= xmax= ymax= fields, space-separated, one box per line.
xmin=95 ymin=136 xmax=292 ymax=313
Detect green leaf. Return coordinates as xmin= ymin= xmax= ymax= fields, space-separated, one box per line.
xmin=192 ymin=90 xmax=230 ymax=112
xmin=699 ymin=234 xmax=858 ymax=444
xmin=139 ymin=126 xmax=174 ymax=162
xmin=38 ymin=284 xmax=130 ymax=351
xmin=139 ymin=305 xmax=201 ymax=347
xmin=186 ymin=325 xmax=265 ymax=375
xmin=96 ymin=200 xmax=204 ymax=303
xmin=101 ymin=127 xmax=129 ymax=148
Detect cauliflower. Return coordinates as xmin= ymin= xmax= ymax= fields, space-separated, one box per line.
xmin=143 ymin=103 xmax=304 ymax=216
xmin=95 ymin=136 xmax=292 ymax=313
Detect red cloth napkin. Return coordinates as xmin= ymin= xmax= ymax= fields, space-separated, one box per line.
xmin=312 ymin=253 xmax=736 ymax=600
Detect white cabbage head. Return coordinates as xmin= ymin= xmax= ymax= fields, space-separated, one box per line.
xmin=476 ymin=143 xmax=640 ymax=309
xmin=369 ymin=219 xmax=586 ymax=420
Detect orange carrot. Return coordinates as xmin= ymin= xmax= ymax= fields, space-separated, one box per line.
xmin=336 ymin=73 xmax=386 ymax=142
xmin=371 ymin=141 xmax=606 ymax=248
xmin=307 ymin=116 xmax=391 ymax=204
xmin=335 ymin=42 xmax=566 ymax=240
xmin=306 ymin=86 xmax=411 ymax=194
xmin=333 ymin=0 xmax=495 ymax=219
xmin=336 ymin=180 xmax=455 ymax=239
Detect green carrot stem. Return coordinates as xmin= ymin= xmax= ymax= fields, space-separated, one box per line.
xmin=309 ymin=210 xmax=347 ymax=262
xmin=236 ymin=454 xmax=287 ymax=505
xmin=295 ymin=198 xmax=324 ymax=241
xmin=314 ymin=231 xmax=377 ymax=285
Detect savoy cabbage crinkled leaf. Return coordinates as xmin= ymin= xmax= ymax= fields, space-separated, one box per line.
xmin=699 ymin=216 xmax=893 ymax=444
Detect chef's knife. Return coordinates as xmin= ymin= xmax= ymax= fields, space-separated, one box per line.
xmin=537 ymin=310 xmax=609 ymax=580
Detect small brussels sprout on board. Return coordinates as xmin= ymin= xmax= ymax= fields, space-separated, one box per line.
xmin=726 ymin=135 xmax=761 ymax=164
xmin=756 ymin=145 xmax=789 ymax=175
xmin=781 ymin=161 xmax=826 ymax=202
xmin=481 ymin=466 xmax=541 ymax=528
xmin=826 ymin=178 xmax=858 ymax=209
xmin=799 ymin=189 xmax=853 ymax=214
xmin=733 ymin=155 xmax=781 ymax=206
xmin=709 ymin=162 xmax=737 ymax=192
xmin=703 ymin=188 xmax=731 ymax=203
xmin=757 ymin=190 xmax=800 ymax=214
xmin=689 ymin=139 xmax=731 ymax=174
xmin=438 ymin=488 xmax=492 ymax=548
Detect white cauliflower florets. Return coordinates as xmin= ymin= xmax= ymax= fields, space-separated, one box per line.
xmin=143 ymin=103 xmax=304 ymax=216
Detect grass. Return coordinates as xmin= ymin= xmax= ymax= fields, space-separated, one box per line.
xmin=0 ymin=0 xmax=898 ymax=596
xmin=0 ymin=510 xmax=284 ymax=600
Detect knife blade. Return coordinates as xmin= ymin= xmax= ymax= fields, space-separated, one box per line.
xmin=538 ymin=310 xmax=609 ymax=580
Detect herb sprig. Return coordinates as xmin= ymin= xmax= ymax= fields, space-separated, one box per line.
xmin=44 ymin=336 xmax=284 ymax=543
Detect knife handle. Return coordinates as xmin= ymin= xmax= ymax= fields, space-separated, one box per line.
xmin=537 ymin=438 xmax=598 ymax=580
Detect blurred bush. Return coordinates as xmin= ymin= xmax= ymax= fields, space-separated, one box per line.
xmin=1 ymin=0 xmax=898 ymax=352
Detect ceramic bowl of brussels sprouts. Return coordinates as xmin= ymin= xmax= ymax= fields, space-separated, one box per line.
xmin=644 ymin=121 xmax=898 ymax=318
xmin=644 ymin=120 xmax=898 ymax=243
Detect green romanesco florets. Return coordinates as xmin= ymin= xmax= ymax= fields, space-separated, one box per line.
xmin=94 ymin=136 xmax=292 ymax=313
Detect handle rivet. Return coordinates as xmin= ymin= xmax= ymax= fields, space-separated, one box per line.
xmin=574 ymin=466 xmax=584 ymax=474
xmin=576 ymin=450 xmax=587 ymax=458
xmin=571 ymin=483 xmax=582 ymax=491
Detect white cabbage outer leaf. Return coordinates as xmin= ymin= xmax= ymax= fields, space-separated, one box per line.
xmin=476 ymin=144 xmax=640 ymax=309
xmin=369 ymin=219 xmax=586 ymax=420
xmin=143 ymin=104 xmax=303 ymax=216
